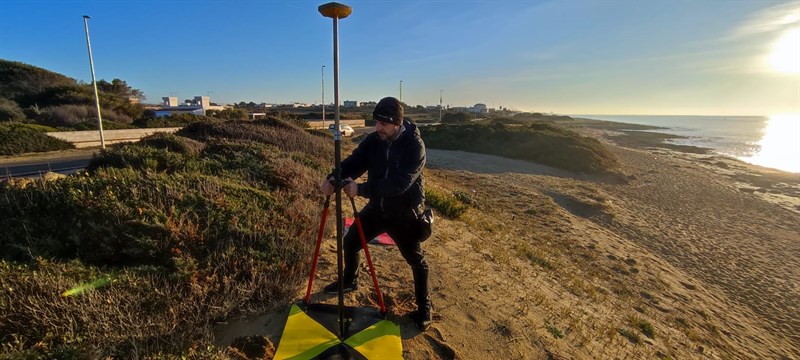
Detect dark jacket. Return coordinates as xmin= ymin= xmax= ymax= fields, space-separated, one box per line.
xmin=336 ymin=121 xmax=426 ymax=219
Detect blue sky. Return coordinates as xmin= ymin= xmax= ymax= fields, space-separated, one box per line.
xmin=1 ymin=0 xmax=798 ymax=115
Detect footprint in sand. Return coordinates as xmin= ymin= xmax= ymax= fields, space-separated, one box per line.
xmin=423 ymin=332 xmax=458 ymax=359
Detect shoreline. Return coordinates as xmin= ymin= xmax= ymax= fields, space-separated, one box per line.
xmin=569 ymin=116 xmax=799 ymax=176
xmin=568 ymin=118 xmax=800 ymax=214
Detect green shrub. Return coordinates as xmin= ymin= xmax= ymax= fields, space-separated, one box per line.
xmin=420 ymin=122 xmax=618 ymax=174
xmin=635 ymin=318 xmax=655 ymax=339
xmin=138 ymin=132 xmax=205 ymax=156
xmin=490 ymin=116 xmax=526 ymax=125
xmin=425 ymin=188 xmax=468 ymax=219
xmin=453 ymin=189 xmax=481 ymax=209
xmin=178 ymin=118 xmax=336 ymax=166
xmin=89 ymin=144 xmax=194 ymax=174
xmin=41 ymin=104 xmax=134 ymax=127
xmin=206 ymin=108 xmax=247 ymax=120
xmin=512 ymin=112 xmax=574 ymax=122
xmin=618 ymin=328 xmax=642 ymax=344
xmin=307 ymin=128 xmax=333 ymax=138
xmin=546 ymin=322 xmax=564 ymax=339
xmin=14 ymin=122 xmax=59 ymax=132
xmin=0 ymin=123 xmax=74 ymax=155
xmin=441 ymin=112 xmax=472 ymax=124
xmin=0 ymin=119 xmax=332 ymax=357
xmin=284 ymin=117 xmax=310 ymax=129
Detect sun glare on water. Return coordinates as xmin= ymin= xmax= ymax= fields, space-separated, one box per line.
xmin=740 ymin=114 xmax=800 ymax=173
xmin=769 ymin=28 xmax=800 ymax=74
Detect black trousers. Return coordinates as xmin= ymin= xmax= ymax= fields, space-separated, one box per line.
xmin=342 ymin=204 xmax=430 ymax=313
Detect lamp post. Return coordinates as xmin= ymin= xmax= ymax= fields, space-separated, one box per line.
xmin=319 ymin=1 xmax=352 ymax=339
xmin=439 ymin=89 xmax=443 ymax=123
xmin=82 ymin=15 xmax=105 ymax=149
xmin=399 ymin=80 xmax=403 ymax=103
xmin=322 ymin=65 xmax=326 ymax=128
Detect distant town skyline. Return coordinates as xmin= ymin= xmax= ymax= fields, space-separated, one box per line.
xmin=1 ymin=0 xmax=798 ymax=116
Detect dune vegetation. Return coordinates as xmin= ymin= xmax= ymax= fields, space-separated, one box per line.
xmin=420 ymin=122 xmax=619 ymax=174
xmin=0 ymin=112 xmax=635 ymax=357
xmin=0 ymin=123 xmax=74 ymax=155
xmin=0 ymin=119 xmax=341 ymax=358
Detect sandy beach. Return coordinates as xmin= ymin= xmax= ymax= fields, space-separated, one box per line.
xmin=216 ymin=124 xmax=799 ymax=359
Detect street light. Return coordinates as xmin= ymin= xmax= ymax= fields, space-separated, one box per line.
xmin=439 ymin=89 xmax=443 ymax=123
xmin=399 ymin=80 xmax=403 ymax=103
xmin=82 ymin=15 xmax=105 ymax=149
xmin=318 ymin=1 xmax=352 ymax=339
xmin=322 ymin=65 xmax=326 ymax=128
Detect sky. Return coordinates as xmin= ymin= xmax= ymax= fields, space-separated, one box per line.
xmin=1 ymin=0 xmax=798 ymax=116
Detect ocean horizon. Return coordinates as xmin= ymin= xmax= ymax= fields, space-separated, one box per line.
xmin=574 ymin=114 xmax=800 ymax=174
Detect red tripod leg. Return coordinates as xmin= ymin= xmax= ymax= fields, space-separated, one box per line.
xmin=350 ymin=198 xmax=387 ymax=314
xmin=304 ymin=196 xmax=331 ymax=305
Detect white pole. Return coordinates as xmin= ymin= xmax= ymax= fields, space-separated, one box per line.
xmin=83 ymin=15 xmax=105 ymax=149
xmin=322 ymin=65 xmax=326 ymax=128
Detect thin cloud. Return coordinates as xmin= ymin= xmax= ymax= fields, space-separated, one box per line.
xmin=728 ymin=2 xmax=799 ymax=39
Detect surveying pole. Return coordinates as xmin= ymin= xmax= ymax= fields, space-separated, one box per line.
xmin=319 ymin=1 xmax=352 ymax=339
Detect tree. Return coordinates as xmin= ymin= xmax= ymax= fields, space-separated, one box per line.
xmin=207 ymin=108 xmax=247 ymax=120
xmin=96 ymin=78 xmax=145 ymax=101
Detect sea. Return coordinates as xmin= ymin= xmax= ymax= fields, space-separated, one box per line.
xmin=575 ymin=114 xmax=800 ymax=174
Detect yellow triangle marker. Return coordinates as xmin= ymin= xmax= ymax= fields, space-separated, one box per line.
xmin=344 ymin=320 xmax=403 ymax=360
xmin=274 ymin=305 xmax=341 ymax=360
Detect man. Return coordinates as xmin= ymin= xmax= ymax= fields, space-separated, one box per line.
xmin=320 ymin=96 xmax=431 ymax=330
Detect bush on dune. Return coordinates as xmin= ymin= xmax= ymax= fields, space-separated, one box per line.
xmin=0 ymin=123 xmax=74 ymax=155
xmin=0 ymin=120 xmax=336 ymax=357
xmin=421 ymin=122 xmax=618 ymax=174
xmin=178 ymin=118 xmax=337 ymax=168
xmin=40 ymin=103 xmax=134 ymax=128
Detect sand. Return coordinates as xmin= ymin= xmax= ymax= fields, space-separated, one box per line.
xmin=215 ymin=126 xmax=799 ymax=359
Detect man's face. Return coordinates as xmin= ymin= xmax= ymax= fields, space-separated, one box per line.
xmin=375 ymin=120 xmax=400 ymax=140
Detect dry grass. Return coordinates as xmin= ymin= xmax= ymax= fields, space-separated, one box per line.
xmin=0 ymin=119 xmax=334 ymax=357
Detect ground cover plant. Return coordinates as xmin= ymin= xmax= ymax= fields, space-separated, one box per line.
xmin=420 ymin=122 xmax=619 ymax=174
xmin=0 ymin=123 xmax=74 ymax=155
xmin=0 ymin=119 xmax=339 ymax=358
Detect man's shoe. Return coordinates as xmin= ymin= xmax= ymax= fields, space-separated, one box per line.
xmin=323 ymin=280 xmax=357 ymax=294
xmin=409 ymin=309 xmax=432 ymax=330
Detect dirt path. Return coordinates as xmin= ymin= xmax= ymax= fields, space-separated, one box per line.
xmin=215 ymin=145 xmax=799 ymax=359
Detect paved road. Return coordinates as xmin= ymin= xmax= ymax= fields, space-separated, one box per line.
xmin=1 ymin=153 xmax=95 ymax=178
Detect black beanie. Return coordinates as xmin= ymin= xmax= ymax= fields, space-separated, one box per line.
xmin=373 ymin=97 xmax=403 ymax=125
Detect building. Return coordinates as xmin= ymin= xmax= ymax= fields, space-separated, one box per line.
xmin=343 ymin=100 xmax=359 ymax=108
xmin=154 ymin=96 xmax=225 ymax=117
xmin=467 ymin=103 xmax=488 ymax=115
xmin=280 ymin=102 xmax=310 ymax=108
